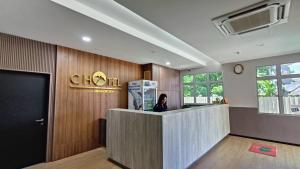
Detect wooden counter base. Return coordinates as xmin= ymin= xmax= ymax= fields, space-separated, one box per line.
xmin=107 ymin=105 xmax=230 ymax=169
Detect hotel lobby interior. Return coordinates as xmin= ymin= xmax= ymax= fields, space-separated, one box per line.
xmin=0 ymin=0 xmax=300 ymax=169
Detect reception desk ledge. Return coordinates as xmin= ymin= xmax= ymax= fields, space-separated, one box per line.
xmin=107 ymin=104 xmax=230 ymax=169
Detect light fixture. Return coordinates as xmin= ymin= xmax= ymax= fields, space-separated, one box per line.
xmin=82 ymin=36 xmax=92 ymax=42
xmin=166 ymin=62 xmax=171 ymax=66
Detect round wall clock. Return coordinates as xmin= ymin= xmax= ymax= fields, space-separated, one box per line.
xmin=234 ymin=64 xmax=244 ymax=74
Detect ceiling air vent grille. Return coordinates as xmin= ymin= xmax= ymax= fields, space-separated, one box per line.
xmin=213 ymin=0 xmax=291 ymax=36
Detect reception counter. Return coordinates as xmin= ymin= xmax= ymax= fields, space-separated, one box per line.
xmin=106 ymin=104 xmax=230 ymax=169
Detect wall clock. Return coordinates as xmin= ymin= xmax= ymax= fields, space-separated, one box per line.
xmin=234 ymin=64 xmax=244 ymax=74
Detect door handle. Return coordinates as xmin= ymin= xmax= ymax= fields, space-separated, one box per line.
xmin=35 ymin=118 xmax=44 ymax=122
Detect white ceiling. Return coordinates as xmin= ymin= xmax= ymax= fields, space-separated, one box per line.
xmin=0 ymin=0 xmax=300 ymax=70
xmin=115 ymin=0 xmax=300 ymax=64
xmin=50 ymin=0 xmax=217 ymax=67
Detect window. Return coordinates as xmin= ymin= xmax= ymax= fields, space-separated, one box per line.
xmin=282 ymin=77 xmax=300 ymax=114
xmin=210 ymin=83 xmax=224 ymax=103
xmin=281 ymin=62 xmax=300 ymax=75
xmin=183 ymin=72 xmax=224 ymax=104
xmin=183 ymin=84 xmax=194 ymax=103
xmin=183 ymin=75 xmax=193 ymax=83
xmin=257 ymin=79 xmax=279 ymax=114
xmin=256 ymin=62 xmax=300 ymax=115
xmin=256 ymin=65 xmax=276 ymax=77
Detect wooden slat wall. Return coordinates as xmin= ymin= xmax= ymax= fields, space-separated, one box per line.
xmin=152 ymin=64 xmax=181 ymax=110
xmin=53 ymin=46 xmax=142 ymax=160
xmin=0 ymin=33 xmax=56 ymax=72
xmin=0 ymin=32 xmax=56 ymax=161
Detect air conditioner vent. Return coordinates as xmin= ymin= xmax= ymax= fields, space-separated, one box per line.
xmin=212 ymin=0 xmax=291 ymax=36
xmin=228 ymin=4 xmax=268 ymax=19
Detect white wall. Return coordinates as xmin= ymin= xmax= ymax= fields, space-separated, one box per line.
xmin=181 ymin=53 xmax=300 ymax=107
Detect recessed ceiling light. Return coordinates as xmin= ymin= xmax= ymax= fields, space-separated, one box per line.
xmin=166 ymin=62 xmax=171 ymax=65
xmin=82 ymin=36 xmax=91 ymax=42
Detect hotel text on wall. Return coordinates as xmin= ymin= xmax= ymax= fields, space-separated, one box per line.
xmin=69 ymin=71 xmax=121 ymax=93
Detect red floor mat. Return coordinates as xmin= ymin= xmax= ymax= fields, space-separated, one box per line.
xmin=248 ymin=143 xmax=277 ymax=157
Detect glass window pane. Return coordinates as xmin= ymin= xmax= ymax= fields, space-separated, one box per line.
xmin=282 ymin=77 xmax=300 ymax=114
xmin=256 ymin=65 xmax=276 ymax=77
xmin=184 ymin=85 xmax=194 ymax=103
xmin=258 ymin=97 xmax=279 ymax=114
xmin=257 ymin=79 xmax=279 ymax=114
xmin=257 ymin=79 xmax=278 ymax=96
xmin=209 ymin=72 xmax=223 ymax=81
xmin=281 ymin=62 xmax=300 ymax=75
xmin=210 ymin=83 xmax=223 ymax=103
xmin=183 ymin=75 xmax=193 ymax=83
xmin=195 ymin=73 xmax=208 ymax=83
xmin=195 ymin=84 xmax=208 ymax=103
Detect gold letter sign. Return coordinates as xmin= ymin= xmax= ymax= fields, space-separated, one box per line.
xmin=69 ymin=71 xmax=122 ymax=93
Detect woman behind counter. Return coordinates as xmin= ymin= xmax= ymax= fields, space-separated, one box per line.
xmin=153 ymin=94 xmax=168 ymax=112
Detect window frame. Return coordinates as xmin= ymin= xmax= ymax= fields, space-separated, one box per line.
xmin=183 ymin=72 xmax=224 ymax=104
xmin=256 ymin=62 xmax=300 ymax=116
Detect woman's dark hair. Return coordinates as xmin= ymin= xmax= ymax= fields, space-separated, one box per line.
xmin=158 ymin=93 xmax=167 ymax=105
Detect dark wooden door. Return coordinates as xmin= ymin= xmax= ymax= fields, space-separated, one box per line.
xmin=0 ymin=70 xmax=49 ymax=169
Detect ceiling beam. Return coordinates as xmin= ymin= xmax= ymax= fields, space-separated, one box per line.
xmin=51 ymin=0 xmax=220 ymax=66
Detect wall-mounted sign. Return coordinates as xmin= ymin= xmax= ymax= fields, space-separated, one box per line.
xmin=69 ymin=71 xmax=121 ymax=93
